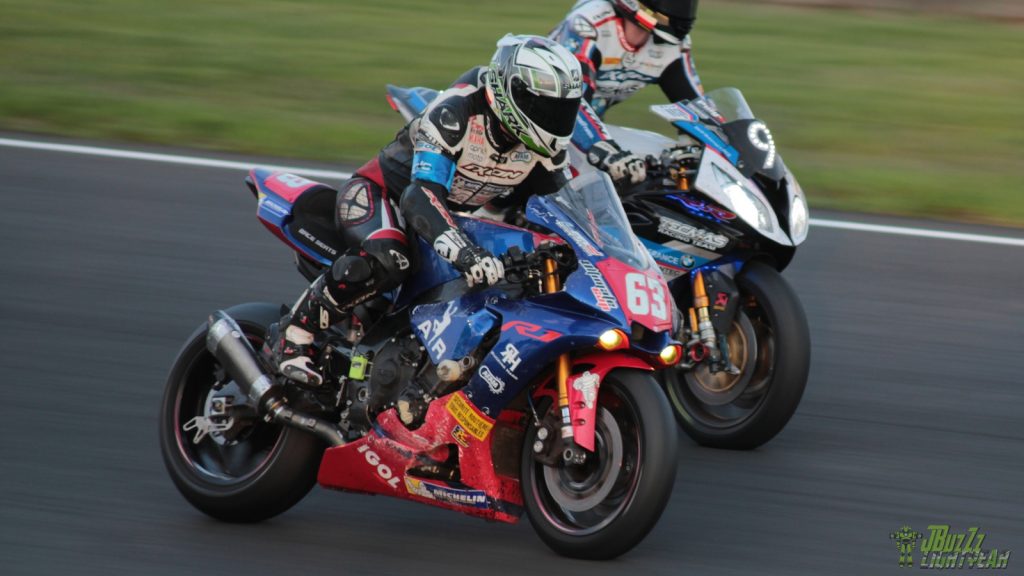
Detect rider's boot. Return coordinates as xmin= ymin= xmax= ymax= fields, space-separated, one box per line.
xmin=274 ymin=254 xmax=379 ymax=386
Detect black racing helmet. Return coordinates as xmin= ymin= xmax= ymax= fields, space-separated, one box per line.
xmin=614 ymin=0 xmax=698 ymax=44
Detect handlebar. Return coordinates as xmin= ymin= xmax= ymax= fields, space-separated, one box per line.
xmin=501 ymin=243 xmax=576 ymax=287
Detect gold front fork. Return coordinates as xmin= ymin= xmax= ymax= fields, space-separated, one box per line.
xmin=543 ymin=257 xmax=573 ymax=440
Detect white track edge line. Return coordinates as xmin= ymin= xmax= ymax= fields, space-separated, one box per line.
xmin=3 ymin=136 xmax=1023 ymax=247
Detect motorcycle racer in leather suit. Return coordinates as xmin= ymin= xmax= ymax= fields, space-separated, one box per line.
xmin=552 ymin=0 xmax=702 ymax=184
xmin=275 ymin=35 xmax=584 ymax=389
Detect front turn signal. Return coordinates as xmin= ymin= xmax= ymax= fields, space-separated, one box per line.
xmin=658 ymin=344 xmax=684 ymax=366
xmin=597 ymin=329 xmax=629 ymax=351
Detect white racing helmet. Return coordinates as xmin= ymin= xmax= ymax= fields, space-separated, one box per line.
xmin=484 ymin=35 xmax=584 ymax=158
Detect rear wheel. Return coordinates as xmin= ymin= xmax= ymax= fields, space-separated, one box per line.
xmin=665 ymin=262 xmax=810 ymax=449
xmin=522 ymin=370 xmax=678 ymax=559
xmin=159 ymin=303 xmax=324 ymax=522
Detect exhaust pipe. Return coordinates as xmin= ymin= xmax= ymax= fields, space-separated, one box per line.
xmin=206 ymin=310 xmax=345 ymax=447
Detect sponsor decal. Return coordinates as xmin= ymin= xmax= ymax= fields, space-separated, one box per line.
xmin=571 ymin=371 xmax=599 ymax=410
xmin=446 ymin=393 xmax=494 ymax=441
xmin=467 ymin=117 xmax=487 ymax=146
xmin=510 ymin=150 xmax=532 ymax=163
xmin=258 ymin=198 xmax=290 ymax=218
xmin=414 ymin=139 xmax=442 ymax=154
xmin=432 ymin=230 xmax=468 ymax=266
xmin=422 ymin=187 xmax=456 ymax=227
xmin=673 ymin=194 xmax=738 ymax=221
xmin=501 ymin=321 xmax=562 ymax=343
xmin=405 ymin=478 xmax=488 ymax=509
xmin=596 ymin=68 xmax=657 ymax=84
xmin=555 ymin=219 xmax=602 ymax=257
xmin=461 ymin=163 xmax=524 ymax=179
xmin=450 ymin=425 xmax=470 ymax=447
xmin=578 ymin=260 xmax=619 ymax=312
xmin=488 ymin=342 xmax=522 ymax=382
xmin=417 ymin=301 xmax=457 ymax=358
xmin=498 ymin=343 xmax=521 ymax=372
xmin=659 ymin=265 xmax=685 ymax=280
xmin=890 ymin=525 xmax=1011 ymax=570
xmin=714 ymin=291 xmax=729 ymax=311
xmin=643 ymin=241 xmax=696 ymax=270
xmin=389 ymin=249 xmax=410 ymax=270
xmin=571 ymin=15 xmax=596 ymax=38
xmin=296 ymin=227 xmax=338 ymax=257
xmin=658 ymin=218 xmax=729 ymax=251
xmin=479 ymin=365 xmax=506 ymax=394
xmin=356 ymin=444 xmax=400 ymax=489
xmin=652 ymin=103 xmax=698 ymax=123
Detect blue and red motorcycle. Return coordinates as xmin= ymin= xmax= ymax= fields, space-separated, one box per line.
xmin=159 ymin=170 xmax=681 ymax=559
xmin=388 ymin=85 xmax=811 ymax=450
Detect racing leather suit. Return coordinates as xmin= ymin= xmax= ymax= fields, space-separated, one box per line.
xmin=551 ymin=0 xmax=704 ymax=155
xmin=278 ymin=67 xmax=570 ymax=386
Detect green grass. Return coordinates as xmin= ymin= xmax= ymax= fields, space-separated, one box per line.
xmin=2 ymin=0 xmax=1022 ymax=225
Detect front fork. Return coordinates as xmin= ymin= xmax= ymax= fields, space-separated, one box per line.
xmin=685 ymin=267 xmax=741 ymax=375
xmin=543 ymin=257 xmax=576 ymax=448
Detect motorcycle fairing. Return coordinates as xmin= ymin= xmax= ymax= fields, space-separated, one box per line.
xmin=317 ymin=389 xmax=523 ymax=523
xmin=391 ymin=215 xmax=554 ymax=310
xmin=564 ymin=353 xmax=654 ymax=451
xmin=385 ymin=84 xmax=439 ymax=121
xmin=411 ymin=296 xmax=498 ymax=364
xmin=249 ymin=168 xmax=340 ymax=266
xmin=317 ymin=346 xmax=658 ymax=518
xmin=638 ymin=237 xmax=712 ymax=280
xmin=693 ymin=149 xmax=793 ymax=246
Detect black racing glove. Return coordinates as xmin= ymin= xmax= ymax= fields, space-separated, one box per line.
xmin=433 ymin=230 xmax=505 ymax=287
xmin=587 ymin=140 xmax=647 ymax=185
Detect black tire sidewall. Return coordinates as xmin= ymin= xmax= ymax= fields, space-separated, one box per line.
xmin=669 ymin=261 xmax=811 ymax=449
xmin=522 ymin=370 xmax=679 ymax=560
xmin=158 ymin=303 xmax=324 ymax=523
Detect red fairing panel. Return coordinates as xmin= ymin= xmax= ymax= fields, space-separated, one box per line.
xmin=566 ymin=353 xmax=653 ymax=451
xmin=596 ymin=259 xmax=674 ymax=333
xmin=317 ymin=390 xmax=523 ymax=523
xmin=260 ymin=171 xmax=321 ymax=204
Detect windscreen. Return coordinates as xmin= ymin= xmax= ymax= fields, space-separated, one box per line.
xmin=690 ymin=88 xmax=785 ymax=179
xmin=549 ymin=172 xmax=655 ymax=270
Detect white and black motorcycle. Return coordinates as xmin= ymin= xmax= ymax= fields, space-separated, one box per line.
xmin=387 ymin=86 xmax=810 ymax=449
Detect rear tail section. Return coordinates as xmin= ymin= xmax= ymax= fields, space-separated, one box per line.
xmin=246 ymin=168 xmax=346 ymax=266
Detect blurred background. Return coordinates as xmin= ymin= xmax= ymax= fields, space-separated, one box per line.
xmin=1 ymin=0 xmax=1022 ymax=224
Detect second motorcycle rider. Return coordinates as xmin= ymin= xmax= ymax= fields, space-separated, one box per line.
xmin=275 ymin=35 xmax=587 ymax=392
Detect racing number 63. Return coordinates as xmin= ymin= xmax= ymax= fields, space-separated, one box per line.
xmin=625 ymin=273 xmax=667 ymax=320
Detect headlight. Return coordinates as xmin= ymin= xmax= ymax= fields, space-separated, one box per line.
xmin=713 ymin=166 xmax=774 ymax=233
xmin=787 ymin=173 xmax=809 ymax=244
xmin=597 ymin=329 xmax=629 ymax=351
xmin=658 ymin=344 xmax=683 ymax=366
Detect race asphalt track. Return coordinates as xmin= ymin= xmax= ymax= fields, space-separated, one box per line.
xmin=2 ymin=135 xmax=1022 ymax=575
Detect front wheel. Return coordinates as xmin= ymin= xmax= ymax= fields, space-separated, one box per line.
xmin=158 ymin=302 xmax=324 ymax=523
xmin=522 ymin=370 xmax=678 ymax=560
xmin=664 ymin=261 xmax=810 ymax=449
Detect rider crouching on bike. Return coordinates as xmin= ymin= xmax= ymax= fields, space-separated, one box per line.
xmin=551 ymin=0 xmax=703 ymax=185
xmin=275 ymin=35 xmax=584 ymax=391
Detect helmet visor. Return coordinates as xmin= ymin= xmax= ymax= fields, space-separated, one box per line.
xmin=510 ymin=76 xmax=581 ymax=139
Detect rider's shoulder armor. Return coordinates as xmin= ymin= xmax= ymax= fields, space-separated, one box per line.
xmin=406 ymin=68 xmax=559 ymax=210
